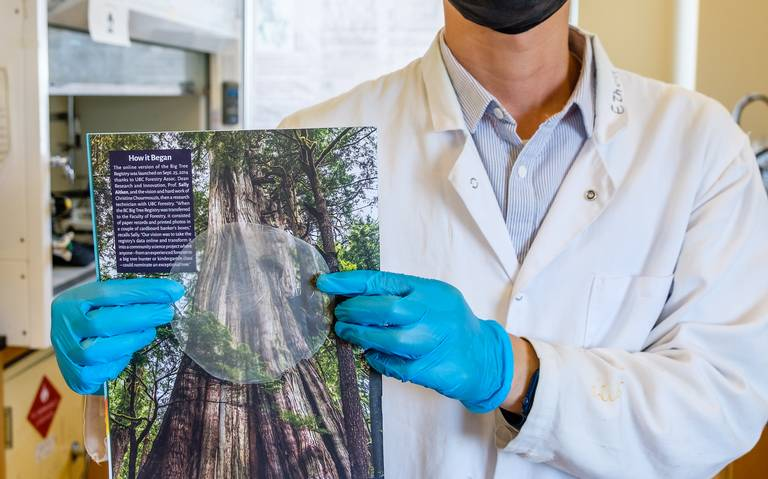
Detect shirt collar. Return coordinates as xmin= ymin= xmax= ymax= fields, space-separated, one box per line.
xmin=438 ymin=27 xmax=596 ymax=137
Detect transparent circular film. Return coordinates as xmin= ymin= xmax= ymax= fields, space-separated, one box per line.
xmin=171 ymin=223 xmax=332 ymax=384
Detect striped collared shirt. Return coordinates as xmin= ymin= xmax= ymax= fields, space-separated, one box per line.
xmin=439 ymin=30 xmax=596 ymax=263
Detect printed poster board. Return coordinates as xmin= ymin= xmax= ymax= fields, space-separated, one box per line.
xmin=88 ymin=128 xmax=382 ymax=479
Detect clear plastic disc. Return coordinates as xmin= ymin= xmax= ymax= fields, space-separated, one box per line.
xmin=171 ymin=223 xmax=332 ymax=384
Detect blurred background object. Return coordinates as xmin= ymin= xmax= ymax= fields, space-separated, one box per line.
xmin=733 ymin=94 xmax=768 ymax=191
xmin=579 ymin=0 xmax=768 ymax=135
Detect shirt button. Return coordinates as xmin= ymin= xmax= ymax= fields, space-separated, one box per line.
xmin=517 ymin=165 xmax=528 ymax=179
xmin=470 ymin=177 xmax=479 ymax=189
xmin=493 ymin=107 xmax=505 ymax=120
xmin=515 ymin=294 xmax=525 ymax=302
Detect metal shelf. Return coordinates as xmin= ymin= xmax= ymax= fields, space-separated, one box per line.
xmin=49 ymin=83 xmax=194 ymax=97
xmin=48 ymin=27 xmax=208 ymax=98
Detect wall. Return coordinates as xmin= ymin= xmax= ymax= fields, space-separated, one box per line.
xmin=245 ymin=0 xmax=444 ymax=128
xmin=577 ymin=0 xmax=675 ymax=83
xmin=578 ymin=0 xmax=768 ymax=137
xmin=697 ymin=0 xmax=768 ymax=136
xmin=245 ymin=0 xmax=765 ymax=132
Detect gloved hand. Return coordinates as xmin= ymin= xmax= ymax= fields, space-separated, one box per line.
xmin=317 ymin=271 xmax=513 ymax=413
xmin=51 ymin=279 xmax=184 ymax=395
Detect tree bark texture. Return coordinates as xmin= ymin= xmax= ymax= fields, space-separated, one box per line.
xmin=138 ymin=151 xmax=355 ymax=478
xmin=298 ymin=131 xmax=371 ymax=479
xmin=126 ymin=365 xmax=139 ymax=479
xmin=110 ymin=426 xmax=129 ymax=476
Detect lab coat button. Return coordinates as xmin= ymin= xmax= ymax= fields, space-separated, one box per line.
xmin=470 ymin=177 xmax=479 ymax=189
xmin=493 ymin=107 xmax=505 ymax=120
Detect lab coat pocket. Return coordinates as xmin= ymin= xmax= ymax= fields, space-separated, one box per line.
xmin=584 ymin=274 xmax=674 ymax=351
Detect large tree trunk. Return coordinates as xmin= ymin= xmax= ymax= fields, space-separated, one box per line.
xmin=110 ymin=425 xmax=129 ymax=475
xmin=126 ymin=365 xmax=139 ymax=479
xmin=138 ymin=148 xmax=353 ymax=478
xmin=299 ymin=134 xmax=371 ymax=479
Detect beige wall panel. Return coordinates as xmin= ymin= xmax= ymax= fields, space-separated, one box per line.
xmin=697 ymin=0 xmax=768 ymax=135
xmin=578 ymin=0 xmax=675 ymax=83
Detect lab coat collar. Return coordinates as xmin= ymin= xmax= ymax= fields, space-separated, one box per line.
xmin=420 ymin=29 xmax=629 ymax=142
xmin=420 ymin=30 xmax=628 ymax=282
xmin=439 ymin=28 xmax=597 ymax=139
xmin=421 ymin=33 xmax=469 ymax=133
xmin=589 ymin=32 xmax=629 ymax=145
xmin=421 ymin=35 xmax=520 ymax=277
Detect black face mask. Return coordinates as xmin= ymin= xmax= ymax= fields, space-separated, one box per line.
xmin=447 ymin=0 xmax=568 ymax=35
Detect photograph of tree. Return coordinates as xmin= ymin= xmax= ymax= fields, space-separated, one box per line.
xmin=88 ymin=128 xmax=382 ymax=479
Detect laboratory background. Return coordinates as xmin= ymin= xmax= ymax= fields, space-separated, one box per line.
xmin=0 ymin=0 xmax=766 ymax=478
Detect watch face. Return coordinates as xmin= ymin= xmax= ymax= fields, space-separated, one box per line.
xmin=523 ymin=369 xmax=541 ymax=415
xmin=500 ymin=408 xmax=525 ymax=431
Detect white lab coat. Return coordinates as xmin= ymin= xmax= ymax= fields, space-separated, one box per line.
xmin=279 ymin=30 xmax=768 ymax=479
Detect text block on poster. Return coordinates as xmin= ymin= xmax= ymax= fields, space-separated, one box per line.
xmin=109 ymin=149 xmax=196 ymax=274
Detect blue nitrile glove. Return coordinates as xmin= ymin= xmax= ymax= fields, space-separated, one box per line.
xmin=317 ymin=271 xmax=514 ymax=413
xmin=51 ymin=279 xmax=184 ymax=395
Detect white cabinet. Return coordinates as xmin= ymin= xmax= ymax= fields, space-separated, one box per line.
xmin=0 ymin=0 xmax=242 ymax=348
xmin=0 ymin=0 xmax=52 ymax=349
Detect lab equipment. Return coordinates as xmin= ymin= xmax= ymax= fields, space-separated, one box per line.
xmin=222 ymin=81 xmax=239 ymax=125
xmin=732 ymin=93 xmax=768 ymax=190
xmin=1 ymin=0 xmax=243 ymax=350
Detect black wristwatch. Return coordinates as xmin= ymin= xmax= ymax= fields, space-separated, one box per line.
xmin=500 ymin=369 xmax=540 ymax=430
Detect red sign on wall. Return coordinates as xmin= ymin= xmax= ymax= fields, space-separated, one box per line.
xmin=26 ymin=376 xmax=62 ymax=438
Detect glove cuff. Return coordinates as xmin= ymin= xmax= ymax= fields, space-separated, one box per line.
xmin=462 ymin=320 xmax=514 ymax=414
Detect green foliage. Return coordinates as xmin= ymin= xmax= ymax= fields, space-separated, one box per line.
xmin=192 ymin=188 xmax=209 ymax=234
xmin=278 ymin=410 xmax=330 ymax=435
xmin=176 ymin=309 xmax=282 ymax=391
xmin=337 ymin=218 xmax=380 ymax=271
xmin=312 ymin=330 xmax=372 ymax=424
xmin=108 ymin=325 xmax=181 ymax=479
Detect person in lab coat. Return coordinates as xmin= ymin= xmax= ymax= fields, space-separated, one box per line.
xmin=51 ymin=1 xmax=768 ymax=477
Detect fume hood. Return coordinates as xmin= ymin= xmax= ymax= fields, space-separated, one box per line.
xmin=0 ymin=0 xmax=243 ymax=349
